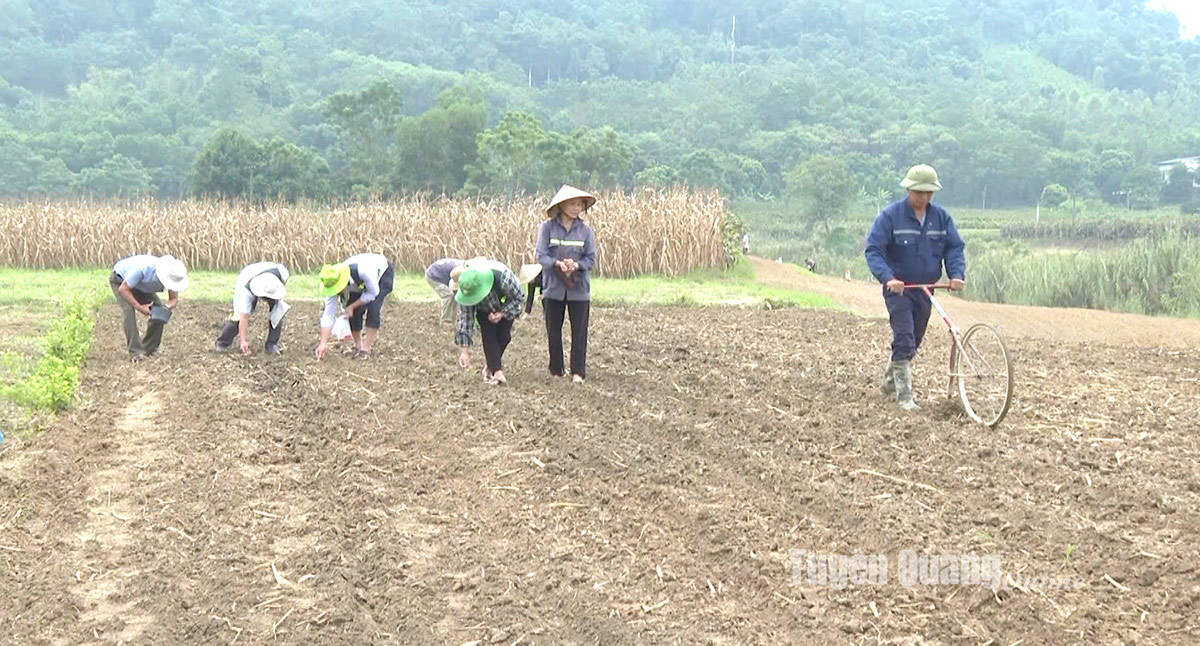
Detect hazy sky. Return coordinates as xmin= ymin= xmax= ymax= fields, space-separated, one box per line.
xmin=1148 ymin=0 xmax=1200 ymax=38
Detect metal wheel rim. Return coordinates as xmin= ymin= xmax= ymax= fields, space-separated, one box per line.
xmin=954 ymin=323 xmax=1013 ymax=428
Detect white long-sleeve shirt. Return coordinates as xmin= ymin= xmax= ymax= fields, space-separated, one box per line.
xmin=319 ymin=253 xmax=390 ymax=328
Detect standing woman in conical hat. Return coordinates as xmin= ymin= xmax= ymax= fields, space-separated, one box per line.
xmin=213 ymin=261 xmax=291 ymax=356
xmin=536 ymin=185 xmax=597 ymax=383
xmin=864 ymin=165 xmax=966 ymax=410
xmin=314 ymin=252 xmax=394 ymax=360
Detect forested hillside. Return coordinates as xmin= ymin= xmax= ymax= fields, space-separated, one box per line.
xmin=2 ymin=0 xmax=1199 ymax=207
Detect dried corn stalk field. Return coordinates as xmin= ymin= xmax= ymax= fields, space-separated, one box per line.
xmin=0 ymin=188 xmax=728 ymax=276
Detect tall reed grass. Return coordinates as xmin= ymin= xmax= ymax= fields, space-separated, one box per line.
xmin=0 ymin=188 xmax=729 ymax=277
xmin=967 ymin=233 xmax=1200 ymax=317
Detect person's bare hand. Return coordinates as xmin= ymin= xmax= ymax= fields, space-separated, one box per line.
xmin=488 ymin=311 xmax=503 ymax=323
xmin=949 ymin=278 xmax=965 ymax=291
xmin=458 ymin=348 xmax=470 ymax=368
xmin=886 ymin=279 xmax=905 ymax=294
xmin=136 ymin=303 xmax=152 ymax=316
xmin=315 ymin=342 xmax=327 ymax=360
xmin=240 ymin=339 xmax=251 ymax=355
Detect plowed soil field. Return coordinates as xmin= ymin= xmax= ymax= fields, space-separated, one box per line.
xmin=3 ymin=300 xmax=1199 ymax=644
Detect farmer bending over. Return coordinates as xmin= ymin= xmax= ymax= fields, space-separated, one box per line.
xmin=454 ymin=259 xmax=524 ymax=385
xmin=864 ymin=165 xmax=965 ymax=410
xmin=315 ymin=253 xmax=394 ymax=360
xmin=214 ymin=261 xmax=290 ymax=356
xmin=109 ymin=254 xmax=189 ymax=361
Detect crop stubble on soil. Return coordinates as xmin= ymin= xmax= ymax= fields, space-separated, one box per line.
xmin=1 ymin=302 xmax=1199 ymax=644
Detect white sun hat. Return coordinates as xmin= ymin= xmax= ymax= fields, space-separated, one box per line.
xmin=248 ymin=273 xmax=287 ymax=300
xmin=546 ymin=185 xmax=596 ymax=216
xmin=518 ymin=263 xmax=543 ymax=285
xmin=156 ymin=255 xmax=190 ymax=292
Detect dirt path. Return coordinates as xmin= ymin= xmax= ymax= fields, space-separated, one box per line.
xmin=71 ymin=386 xmax=163 ymax=645
xmin=750 ymin=256 xmax=1200 ymax=349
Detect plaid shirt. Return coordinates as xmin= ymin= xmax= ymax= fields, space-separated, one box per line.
xmin=456 ymin=267 xmax=524 ymax=347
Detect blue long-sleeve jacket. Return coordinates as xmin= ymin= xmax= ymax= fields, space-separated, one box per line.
xmin=864 ymin=198 xmax=965 ymax=285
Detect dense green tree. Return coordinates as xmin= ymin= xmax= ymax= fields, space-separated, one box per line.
xmin=1 ymin=0 xmax=1200 ymax=206
xmin=189 ymin=128 xmax=265 ymax=199
xmin=786 ymin=154 xmax=855 ymax=233
xmin=0 ymin=130 xmax=75 ymax=196
xmin=1039 ymin=184 xmax=1070 ymax=208
xmin=323 ymin=79 xmax=403 ymax=192
xmin=1161 ymin=163 xmax=1195 ymax=205
xmin=570 ymin=126 xmax=634 ymax=190
xmin=392 ymin=87 xmax=487 ymax=194
xmin=634 ymin=164 xmax=680 ymax=188
xmin=73 ymin=154 xmax=155 ymax=198
xmin=189 ymin=129 xmax=328 ymax=202
xmin=465 ymin=111 xmax=548 ymax=197
xmin=257 ymin=139 xmax=330 ymax=202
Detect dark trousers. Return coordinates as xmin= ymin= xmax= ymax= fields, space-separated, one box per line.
xmin=884 ymin=289 xmax=932 ymax=361
xmin=349 ymin=264 xmax=395 ymax=331
xmin=544 ymin=298 xmax=590 ymax=378
xmin=477 ymin=310 xmax=514 ymax=374
xmin=109 ymin=272 xmax=163 ymax=356
xmin=215 ymin=304 xmax=284 ymax=351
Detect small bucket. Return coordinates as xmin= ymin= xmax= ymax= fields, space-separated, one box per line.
xmin=150 ymin=305 xmax=173 ymax=324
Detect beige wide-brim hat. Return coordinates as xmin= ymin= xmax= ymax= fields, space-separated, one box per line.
xmin=546 ymin=185 xmax=596 ymax=216
xmin=518 ymin=263 xmax=542 ymax=285
xmin=156 ymin=255 xmax=189 ymax=292
xmin=248 ymin=273 xmax=287 ymax=300
xmin=899 ymin=164 xmax=942 ymax=192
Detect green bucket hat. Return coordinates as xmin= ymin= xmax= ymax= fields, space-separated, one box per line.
xmin=317 ymin=263 xmax=350 ymax=298
xmin=455 ymin=266 xmax=494 ymax=306
xmin=900 ymin=164 xmax=942 ymax=192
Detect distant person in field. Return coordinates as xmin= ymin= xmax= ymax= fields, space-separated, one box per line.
xmin=454 ymin=258 xmax=525 ymax=385
xmin=315 ymin=253 xmax=394 ymax=360
xmin=742 ymin=233 xmax=750 ymax=255
xmin=536 ymin=185 xmax=598 ymax=384
xmin=425 ymin=257 xmax=464 ymax=324
xmin=804 ymin=258 xmax=816 ymax=272
xmin=518 ymin=263 xmax=543 ymax=320
xmin=864 ymin=164 xmax=965 ymax=410
xmin=109 ymin=254 xmax=189 ymax=361
xmin=213 ymin=261 xmax=290 ymax=356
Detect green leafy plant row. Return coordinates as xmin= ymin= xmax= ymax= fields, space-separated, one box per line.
xmin=4 ymin=292 xmax=103 ymax=413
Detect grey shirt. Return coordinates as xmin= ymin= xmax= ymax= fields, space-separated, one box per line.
xmin=425 ymin=258 xmax=463 ymax=285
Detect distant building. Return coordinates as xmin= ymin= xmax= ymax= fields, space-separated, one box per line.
xmin=1155 ymin=156 xmax=1200 ymax=187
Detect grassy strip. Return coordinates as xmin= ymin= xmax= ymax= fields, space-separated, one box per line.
xmin=0 ymin=264 xmax=832 ymax=309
